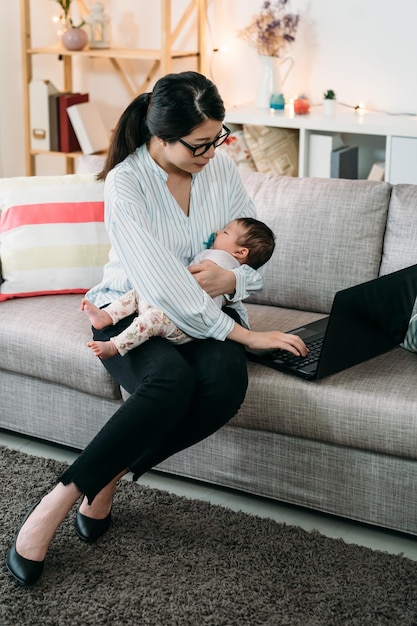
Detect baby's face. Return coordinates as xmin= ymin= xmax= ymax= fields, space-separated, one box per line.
xmin=212 ymin=220 xmax=245 ymax=255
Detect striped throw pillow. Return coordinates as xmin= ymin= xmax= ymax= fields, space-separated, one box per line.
xmin=0 ymin=174 xmax=110 ymax=301
xmin=402 ymin=314 xmax=417 ymax=353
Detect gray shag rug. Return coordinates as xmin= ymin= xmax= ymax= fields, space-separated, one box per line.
xmin=1 ymin=445 xmax=417 ymax=626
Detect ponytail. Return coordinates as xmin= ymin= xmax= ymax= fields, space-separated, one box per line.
xmin=97 ymin=92 xmax=151 ymax=181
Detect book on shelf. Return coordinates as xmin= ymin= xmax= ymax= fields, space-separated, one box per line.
xmin=58 ymin=92 xmax=89 ymax=153
xmin=307 ymin=133 xmax=344 ymax=178
xmin=367 ymin=162 xmax=385 ymax=181
xmin=48 ymin=91 xmax=71 ymax=152
xmin=29 ymin=79 xmax=59 ymax=151
xmin=67 ymin=101 xmax=109 ymax=155
xmin=330 ymin=145 xmax=358 ymax=179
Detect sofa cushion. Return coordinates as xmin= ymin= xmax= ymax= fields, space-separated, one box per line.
xmin=0 ymin=294 xmax=121 ymax=400
xmin=239 ymin=302 xmax=417 ymax=460
xmin=240 ymin=346 xmax=417 ymax=460
xmin=379 ymin=184 xmax=417 ymax=276
xmin=0 ymin=174 xmax=109 ymax=300
xmin=240 ymin=172 xmax=391 ymax=313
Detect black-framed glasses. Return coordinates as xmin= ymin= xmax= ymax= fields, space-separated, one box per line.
xmin=176 ymin=125 xmax=231 ymax=157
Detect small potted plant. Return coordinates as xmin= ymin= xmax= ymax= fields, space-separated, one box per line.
xmin=323 ymin=89 xmax=336 ymax=116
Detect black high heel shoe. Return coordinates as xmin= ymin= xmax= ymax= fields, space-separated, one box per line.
xmin=74 ymin=510 xmax=112 ymax=544
xmin=5 ymin=502 xmax=45 ymax=586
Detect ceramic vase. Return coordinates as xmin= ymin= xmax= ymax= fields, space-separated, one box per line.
xmin=62 ymin=27 xmax=88 ymax=51
xmin=323 ymin=99 xmax=336 ymax=117
xmin=255 ymin=55 xmax=294 ymax=109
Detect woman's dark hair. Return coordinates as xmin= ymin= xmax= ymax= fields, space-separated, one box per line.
xmin=97 ymin=71 xmax=225 ymax=180
xmin=236 ymin=217 xmax=276 ymax=270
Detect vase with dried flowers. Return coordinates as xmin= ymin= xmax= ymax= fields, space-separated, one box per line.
xmin=238 ymin=0 xmax=300 ymax=108
xmin=52 ymin=0 xmax=88 ymax=50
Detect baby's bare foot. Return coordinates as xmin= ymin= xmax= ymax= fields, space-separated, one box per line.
xmin=87 ymin=340 xmax=118 ymax=359
xmin=81 ymin=298 xmax=112 ymax=329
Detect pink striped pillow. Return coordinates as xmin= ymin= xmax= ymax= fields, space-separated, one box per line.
xmin=0 ymin=174 xmax=109 ymax=300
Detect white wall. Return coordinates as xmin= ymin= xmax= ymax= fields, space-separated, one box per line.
xmin=2 ymin=0 xmax=417 ymax=177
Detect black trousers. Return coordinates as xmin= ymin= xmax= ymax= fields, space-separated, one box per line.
xmin=60 ymin=310 xmax=248 ymax=503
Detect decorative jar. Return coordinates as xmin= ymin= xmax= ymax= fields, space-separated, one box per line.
xmin=62 ymin=27 xmax=88 ymax=51
xmin=87 ymin=2 xmax=111 ymax=49
xmin=294 ymin=96 xmax=310 ymax=115
xmin=270 ymin=93 xmax=285 ymax=111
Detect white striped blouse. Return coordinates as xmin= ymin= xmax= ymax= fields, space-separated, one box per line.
xmin=86 ymin=144 xmax=263 ymax=341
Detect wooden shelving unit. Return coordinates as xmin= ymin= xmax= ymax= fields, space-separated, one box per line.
xmin=20 ymin=0 xmax=207 ymax=175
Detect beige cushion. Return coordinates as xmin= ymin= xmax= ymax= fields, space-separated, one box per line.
xmin=241 ymin=302 xmax=417 ymax=460
xmin=379 ymin=184 xmax=417 ymax=276
xmin=240 ymin=172 xmax=391 ymax=313
xmin=0 ymin=294 xmax=120 ymax=400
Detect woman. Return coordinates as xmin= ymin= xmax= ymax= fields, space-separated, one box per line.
xmin=6 ymin=71 xmax=307 ymax=586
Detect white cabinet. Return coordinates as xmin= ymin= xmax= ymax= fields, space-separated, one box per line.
xmin=389 ymin=137 xmax=417 ymax=184
xmin=225 ymin=105 xmax=417 ymax=184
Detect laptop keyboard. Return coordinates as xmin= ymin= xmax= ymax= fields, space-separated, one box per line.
xmin=273 ymin=337 xmax=323 ymax=367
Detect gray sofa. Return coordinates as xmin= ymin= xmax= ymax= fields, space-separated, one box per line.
xmin=1 ymin=171 xmax=417 ymax=536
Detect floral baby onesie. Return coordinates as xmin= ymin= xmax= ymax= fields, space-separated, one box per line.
xmin=104 ymin=289 xmax=191 ymax=356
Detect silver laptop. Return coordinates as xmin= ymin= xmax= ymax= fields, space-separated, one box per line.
xmin=247 ymin=264 xmax=417 ymax=380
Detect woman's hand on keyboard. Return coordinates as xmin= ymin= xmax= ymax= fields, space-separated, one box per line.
xmin=228 ymin=326 xmax=309 ymax=356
